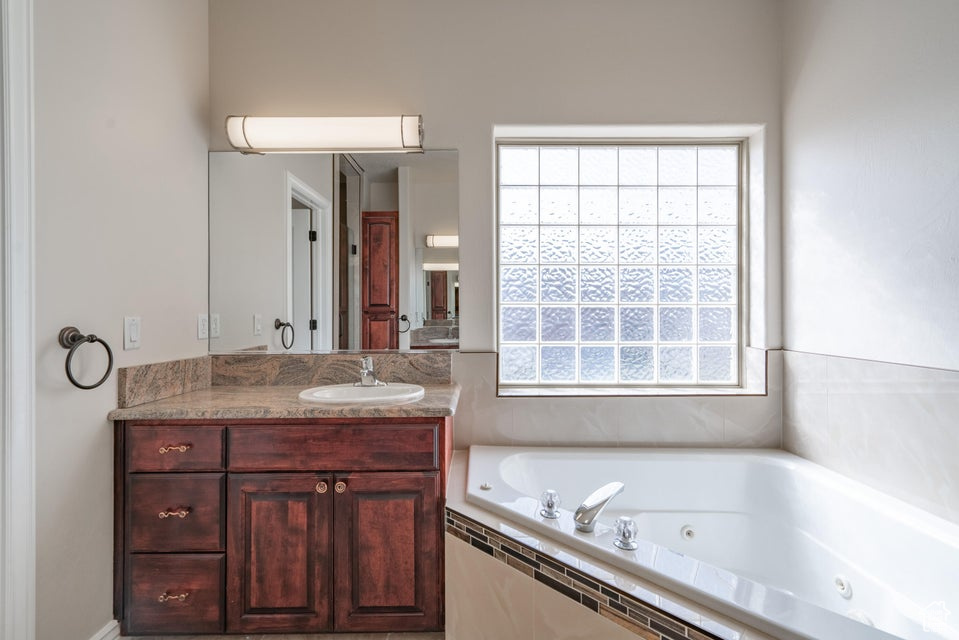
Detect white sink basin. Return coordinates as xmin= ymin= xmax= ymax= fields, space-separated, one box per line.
xmin=429 ymin=338 xmax=459 ymax=345
xmin=298 ymin=383 xmax=425 ymax=405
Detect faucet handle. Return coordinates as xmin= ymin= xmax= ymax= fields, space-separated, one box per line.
xmin=539 ymin=489 xmax=562 ymax=519
xmin=360 ymin=356 xmax=373 ymax=371
xmin=614 ymin=516 xmax=639 ymax=550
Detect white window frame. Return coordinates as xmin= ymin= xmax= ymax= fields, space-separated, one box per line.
xmin=494 ymin=125 xmax=769 ymax=397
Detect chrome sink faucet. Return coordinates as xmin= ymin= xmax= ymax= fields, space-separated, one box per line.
xmin=357 ymin=356 xmax=385 ymax=387
xmin=574 ymin=481 xmax=625 ymax=532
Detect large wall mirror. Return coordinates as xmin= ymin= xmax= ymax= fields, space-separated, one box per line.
xmin=209 ymin=150 xmax=459 ymax=352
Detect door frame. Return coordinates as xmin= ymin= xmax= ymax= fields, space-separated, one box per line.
xmin=285 ymin=172 xmax=332 ymax=351
xmin=1 ymin=0 xmax=37 ymax=638
xmin=334 ymin=155 xmax=362 ymax=350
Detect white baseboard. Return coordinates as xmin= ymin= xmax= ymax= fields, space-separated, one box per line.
xmin=88 ymin=620 xmax=120 ymax=640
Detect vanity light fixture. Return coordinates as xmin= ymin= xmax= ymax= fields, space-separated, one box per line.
xmin=422 ymin=262 xmax=459 ymax=271
xmin=225 ymin=115 xmax=423 ymax=153
xmin=425 ymin=234 xmax=459 ymax=248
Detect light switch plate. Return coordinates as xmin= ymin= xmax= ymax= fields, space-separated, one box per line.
xmin=123 ymin=316 xmax=141 ymax=350
xmin=253 ymin=313 xmax=262 ymax=336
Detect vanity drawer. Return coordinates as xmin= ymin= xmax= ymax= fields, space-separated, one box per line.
xmin=228 ymin=424 xmax=438 ymax=471
xmin=127 ymin=424 xmax=225 ymax=471
xmin=128 ymin=474 xmax=225 ymax=552
xmin=127 ymin=553 xmax=224 ymax=635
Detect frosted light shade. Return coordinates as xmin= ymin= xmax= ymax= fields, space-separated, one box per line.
xmin=225 ymin=115 xmax=423 ymax=152
xmin=425 ymin=235 xmax=458 ymax=248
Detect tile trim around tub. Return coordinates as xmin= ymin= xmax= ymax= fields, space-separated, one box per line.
xmin=446 ymin=508 xmax=726 ymax=640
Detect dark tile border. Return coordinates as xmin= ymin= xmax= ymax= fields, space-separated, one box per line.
xmin=446 ymin=509 xmax=730 ymax=640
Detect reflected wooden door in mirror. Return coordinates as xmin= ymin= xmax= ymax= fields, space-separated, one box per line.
xmin=429 ymin=271 xmax=447 ymax=320
xmin=362 ymin=211 xmax=399 ymax=349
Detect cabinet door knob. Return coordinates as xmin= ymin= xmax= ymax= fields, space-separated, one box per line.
xmin=334 ymin=481 xmax=346 ymax=494
xmin=158 ymin=444 xmax=191 ymax=454
xmin=158 ymin=592 xmax=189 ymax=603
xmin=315 ymin=481 xmax=328 ymax=494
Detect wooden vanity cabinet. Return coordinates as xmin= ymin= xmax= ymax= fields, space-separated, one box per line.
xmin=115 ymin=417 xmax=451 ymax=636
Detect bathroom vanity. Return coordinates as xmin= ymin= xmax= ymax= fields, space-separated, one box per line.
xmin=110 ymin=383 xmax=456 ymax=636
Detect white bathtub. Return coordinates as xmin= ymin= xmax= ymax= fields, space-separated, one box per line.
xmin=466 ymin=446 xmax=959 ymax=640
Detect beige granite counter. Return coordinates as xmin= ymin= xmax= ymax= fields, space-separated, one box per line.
xmin=108 ymin=383 xmax=460 ymax=421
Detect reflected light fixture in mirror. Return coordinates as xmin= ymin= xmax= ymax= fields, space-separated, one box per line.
xmin=425 ymin=234 xmax=458 ymax=248
xmin=423 ymin=262 xmax=459 ymax=271
xmin=225 ymin=115 xmax=423 ymax=153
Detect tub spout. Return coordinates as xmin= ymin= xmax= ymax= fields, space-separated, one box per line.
xmin=574 ymin=481 xmax=624 ymax=532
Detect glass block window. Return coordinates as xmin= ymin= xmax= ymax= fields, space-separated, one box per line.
xmin=498 ymin=143 xmax=741 ymax=387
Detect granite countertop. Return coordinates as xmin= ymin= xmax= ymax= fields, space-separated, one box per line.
xmin=108 ymin=383 xmax=460 ymax=421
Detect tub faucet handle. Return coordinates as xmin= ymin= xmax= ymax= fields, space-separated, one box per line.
xmin=614 ymin=516 xmax=639 ymax=551
xmin=540 ymin=489 xmax=562 ymax=519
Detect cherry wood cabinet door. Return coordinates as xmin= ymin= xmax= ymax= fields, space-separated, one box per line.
xmin=227 ymin=474 xmax=332 ymax=633
xmin=332 ymin=472 xmax=441 ymax=632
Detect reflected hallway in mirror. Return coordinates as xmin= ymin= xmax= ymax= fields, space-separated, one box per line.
xmin=209 ymin=150 xmax=459 ymax=353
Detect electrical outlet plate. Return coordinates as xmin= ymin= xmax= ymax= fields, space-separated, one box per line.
xmin=253 ymin=313 xmax=262 ymax=336
xmin=210 ymin=313 xmax=221 ymax=338
xmin=197 ymin=313 xmax=209 ymax=339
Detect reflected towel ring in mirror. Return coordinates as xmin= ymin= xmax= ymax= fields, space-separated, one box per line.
xmin=58 ymin=326 xmax=114 ymax=390
xmin=399 ymin=314 xmax=411 ymax=333
xmin=274 ymin=319 xmax=295 ymax=350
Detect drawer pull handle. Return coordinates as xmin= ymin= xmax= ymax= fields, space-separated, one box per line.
xmin=158 ymin=444 xmax=192 ymax=454
xmin=334 ymin=481 xmax=346 ymax=494
xmin=315 ymin=481 xmax=328 ymax=494
xmin=158 ymin=592 xmax=190 ymax=603
xmin=158 ymin=507 xmax=191 ymax=519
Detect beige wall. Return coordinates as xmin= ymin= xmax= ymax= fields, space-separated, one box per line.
xmin=782 ymin=0 xmax=959 ymax=370
xmin=781 ymin=0 xmax=959 ymax=521
xmin=33 ymin=1 xmax=209 ymax=638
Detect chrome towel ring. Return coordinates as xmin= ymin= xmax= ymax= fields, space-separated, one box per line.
xmin=274 ymin=319 xmax=294 ymax=350
xmin=58 ymin=326 xmax=114 ymax=390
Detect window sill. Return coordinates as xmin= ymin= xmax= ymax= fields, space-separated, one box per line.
xmin=496 ymin=347 xmax=769 ymax=398
xmin=498 ymin=386 xmax=764 ymax=398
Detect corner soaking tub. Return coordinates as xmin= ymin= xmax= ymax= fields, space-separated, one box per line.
xmin=466 ymin=446 xmax=959 ymax=640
